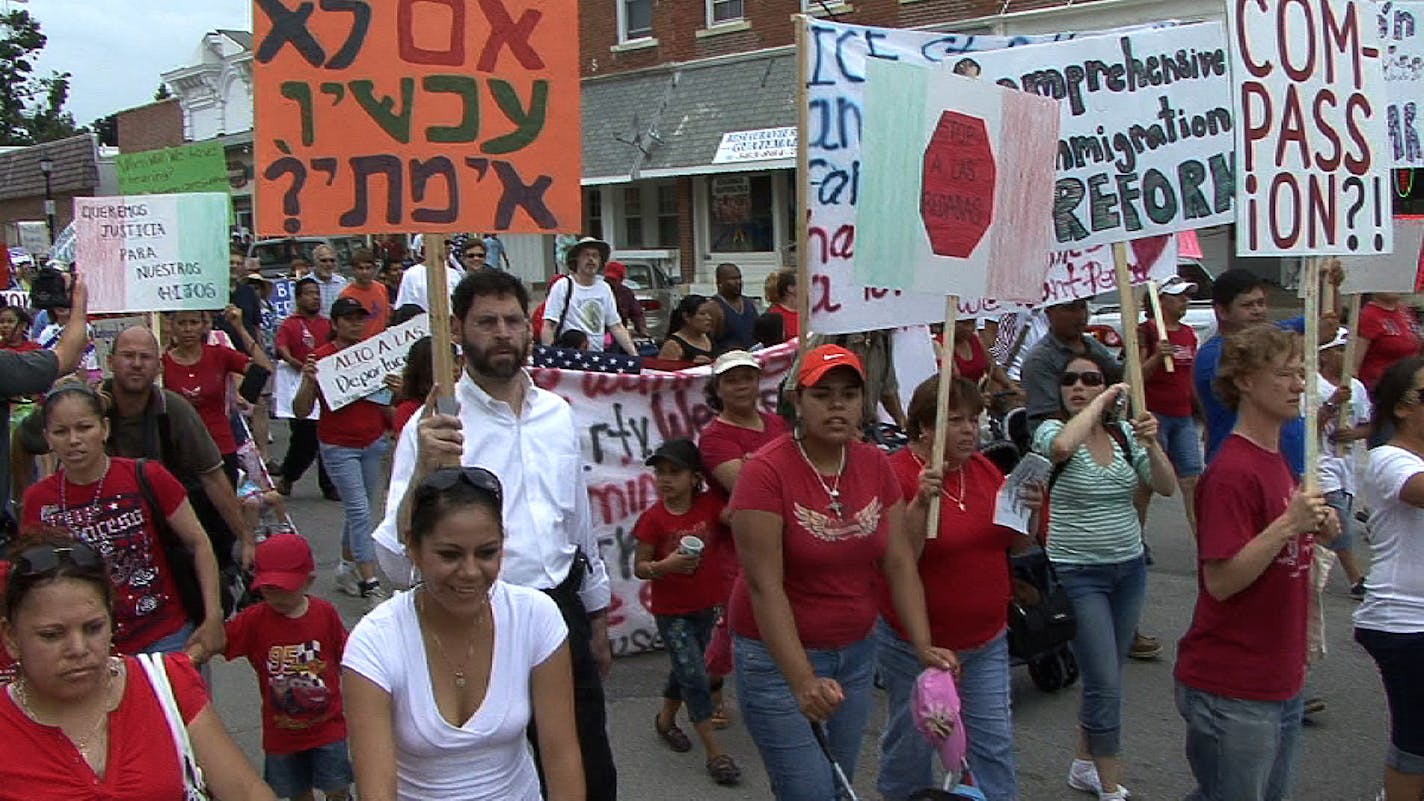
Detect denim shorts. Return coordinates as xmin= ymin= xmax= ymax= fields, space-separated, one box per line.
xmin=264 ymin=739 xmax=353 ymax=798
xmin=1355 ymin=627 xmax=1424 ymax=773
xmin=1154 ymin=413 xmax=1203 ymax=477
xmin=1322 ymin=490 xmax=1356 ymax=554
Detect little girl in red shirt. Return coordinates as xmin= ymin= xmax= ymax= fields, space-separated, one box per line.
xmin=634 ymin=438 xmax=742 ymax=787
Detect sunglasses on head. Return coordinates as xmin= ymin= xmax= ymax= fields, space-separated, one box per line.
xmin=1061 ymin=370 xmax=1105 ymax=387
xmin=418 ymin=466 xmax=504 ymax=508
xmin=11 ymin=542 xmax=105 ymax=578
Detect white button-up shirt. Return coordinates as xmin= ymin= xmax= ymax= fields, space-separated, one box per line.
xmin=316 ymin=274 xmax=349 ymax=314
xmin=372 ymin=370 xmax=611 ymax=612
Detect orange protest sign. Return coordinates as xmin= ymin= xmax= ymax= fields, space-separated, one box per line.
xmin=253 ymin=0 xmax=580 ymax=236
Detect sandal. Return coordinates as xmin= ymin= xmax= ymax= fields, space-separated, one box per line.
xmin=655 ymin=714 xmax=691 ymax=752
xmin=706 ymin=754 xmax=742 ymax=785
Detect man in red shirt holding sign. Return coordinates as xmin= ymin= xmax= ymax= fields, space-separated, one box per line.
xmin=1175 ymin=324 xmax=1339 ymax=801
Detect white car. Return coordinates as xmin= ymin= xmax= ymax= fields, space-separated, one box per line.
xmin=1086 ymin=259 xmax=1219 ymax=356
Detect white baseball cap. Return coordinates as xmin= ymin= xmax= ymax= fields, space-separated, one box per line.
xmin=712 ymin=350 xmax=760 ymax=375
xmin=1159 ymin=275 xmax=1199 ymax=295
xmin=1321 ymin=326 xmax=1348 ymax=350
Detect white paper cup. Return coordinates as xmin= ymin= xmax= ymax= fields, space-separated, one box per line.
xmin=678 ymin=536 xmax=704 ymax=557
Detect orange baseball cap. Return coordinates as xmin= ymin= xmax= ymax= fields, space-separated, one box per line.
xmin=797 ymin=344 xmax=865 ymax=388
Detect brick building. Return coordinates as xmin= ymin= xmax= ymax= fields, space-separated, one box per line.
xmin=115 ymin=99 xmax=184 ymax=155
xmin=0 ymin=134 xmax=115 ymax=254
xmin=576 ymin=0 xmax=1233 ymax=294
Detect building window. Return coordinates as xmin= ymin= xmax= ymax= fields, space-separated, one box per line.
xmin=584 ymin=188 xmax=603 ymax=240
xmin=707 ymin=0 xmax=744 ymax=25
xmin=622 ymin=187 xmax=645 ymax=247
xmin=620 ymin=0 xmax=652 ymax=41
xmin=708 ymin=174 xmax=774 ymax=253
xmin=656 ymin=184 xmax=679 ymax=248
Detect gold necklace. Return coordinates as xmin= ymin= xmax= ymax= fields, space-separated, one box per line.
xmin=13 ymin=658 xmax=120 ymax=761
xmin=418 ymin=591 xmax=481 ymax=690
xmin=909 ymin=449 xmax=968 ymax=511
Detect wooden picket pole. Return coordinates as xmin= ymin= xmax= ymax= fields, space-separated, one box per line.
xmin=1303 ymin=256 xmax=1322 ymax=493
xmin=427 ymin=237 xmax=456 ymax=402
xmin=1145 ymin=280 xmax=1174 ymax=373
xmin=795 ymin=13 xmax=812 ymax=352
xmin=1334 ymin=293 xmax=1362 ymax=457
xmin=926 ymin=295 xmax=958 ymax=540
xmin=151 ymin=312 xmax=164 ymax=389
xmin=1111 ymin=242 xmax=1148 ymax=414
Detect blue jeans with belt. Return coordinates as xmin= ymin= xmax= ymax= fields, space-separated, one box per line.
xmin=1055 ymin=555 xmax=1147 ymax=757
xmin=734 ymin=633 xmax=875 ymax=801
xmin=875 ymin=620 xmax=1019 ymax=800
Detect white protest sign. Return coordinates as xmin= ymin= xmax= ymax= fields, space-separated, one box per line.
xmin=16 ymin=221 xmax=49 ymax=254
xmin=1339 ymin=216 xmax=1424 ymax=292
xmin=1229 ymin=0 xmax=1393 ymax=255
xmin=530 ymin=343 xmax=798 ymax=656
xmin=315 ymin=314 xmax=429 ymax=410
xmin=73 ymin=193 xmax=230 ymax=314
xmin=857 ymin=60 xmax=1060 ymax=300
xmin=712 ymin=127 xmax=798 ymax=164
xmin=1377 ymin=1 xmax=1424 ymax=166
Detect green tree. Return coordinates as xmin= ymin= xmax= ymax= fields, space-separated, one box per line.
xmin=0 ymin=9 xmax=79 ymax=145
xmin=154 ymin=82 xmax=171 ymax=101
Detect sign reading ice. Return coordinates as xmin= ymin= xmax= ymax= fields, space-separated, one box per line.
xmin=73 ymin=192 xmax=230 ymax=314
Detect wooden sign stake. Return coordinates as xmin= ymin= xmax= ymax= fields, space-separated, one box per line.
xmin=427 ymin=236 xmax=456 ymax=402
xmin=794 ymin=13 xmax=812 ymax=352
xmin=151 ymin=312 xmax=164 ymax=389
xmin=1303 ymin=256 xmax=1322 ymax=493
xmin=1111 ymin=242 xmax=1148 ymax=414
xmin=1145 ymin=280 xmax=1174 ymax=373
xmin=926 ymin=294 xmax=958 ymax=540
xmin=1334 ymin=292 xmax=1362 ymax=457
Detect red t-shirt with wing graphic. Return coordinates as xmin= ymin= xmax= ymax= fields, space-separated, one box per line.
xmin=727 ymin=435 xmax=901 ymax=649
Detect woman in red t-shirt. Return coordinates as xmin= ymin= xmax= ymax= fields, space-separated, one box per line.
xmin=763 ymin=270 xmax=799 ymax=343
xmin=21 ymin=384 xmax=226 ymax=660
xmin=874 ymin=374 xmax=1029 ymax=801
xmin=164 ymin=307 xmax=273 ymax=486
xmin=391 ymin=335 xmax=460 ymax=436
xmin=727 ymin=344 xmax=955 ymax=801
xmin=294 ymin=298 xmax=391 ymax=610
xmin=0 ymin=532 xmax=274 ymax=800
xmin=1356 ymin=293 xmax=1423 ymax=390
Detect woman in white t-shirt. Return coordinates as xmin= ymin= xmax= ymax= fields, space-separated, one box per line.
xmin=1357 ymin=357 xmax=1424 ymax=801
xmin=343 ymin=467 xmax=584 ymax=801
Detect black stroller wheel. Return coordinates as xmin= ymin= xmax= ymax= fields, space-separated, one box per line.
xmin=1027 ymin=653 xmax=1064 ymax=691
xmin=1057 ymin=647 xmax=1079 ymax=689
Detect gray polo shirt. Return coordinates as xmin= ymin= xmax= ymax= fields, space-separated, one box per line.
xmin=1021 ymin=331 xmax=1120 ymax=432
xmin=0 ymin=349 xmax=60 ymax=515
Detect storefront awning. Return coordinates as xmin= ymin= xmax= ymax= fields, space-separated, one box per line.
xmin=582 ymin=52 xmax=797 ymax=185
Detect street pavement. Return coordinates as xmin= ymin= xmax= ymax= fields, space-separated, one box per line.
xmin=210 ymin=428 xmax=1391 ymax=800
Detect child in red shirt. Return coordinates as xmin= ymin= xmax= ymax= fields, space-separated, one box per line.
xmin=634 ymin=438 xmax=742 ymax=787
xmin=224 ymin=533 xmax=352 ymax=801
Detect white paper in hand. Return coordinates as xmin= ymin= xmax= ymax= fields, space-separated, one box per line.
xmin=994 ymin=452 xmax=1053 ymax=535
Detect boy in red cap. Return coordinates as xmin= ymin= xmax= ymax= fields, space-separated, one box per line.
xmin=224 ymin=533 xmax=352 ymax=801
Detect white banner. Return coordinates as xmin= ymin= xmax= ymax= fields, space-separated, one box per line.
xmin=1378 ymin=1 xmax=1424 ymax=166
xmin=1229 ymin=0 xmax=1393 ymax=256
xmin=531 ymin=344 xmax=798 ymax=655
xmin=315 ymin=314 xmax=430 ymax=410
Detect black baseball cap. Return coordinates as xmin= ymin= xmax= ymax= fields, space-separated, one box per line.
xmin=329 ymin=297 xmax=370 ymax=319
xmin=645 ymin=438 xmax=703 ymax=472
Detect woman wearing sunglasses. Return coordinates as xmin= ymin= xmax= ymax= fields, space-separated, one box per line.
xmin=343 ymin=467 xmax=583 ymax=801
xmin=1031 ymin=353 xmax=1175 ymax=801
xmin=21 ymin=384 xmax=226 ymax=662
xmin=0 ymin=534 xmax=275 ymax=799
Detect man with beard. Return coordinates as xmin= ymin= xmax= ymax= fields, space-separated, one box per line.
xmin=708 ymin=262 xmax=759 ymax=352
xmin=372 ymin=269 xmax=617 ymax=800
xmin=20 ymin=326 xmax=255 ymax=571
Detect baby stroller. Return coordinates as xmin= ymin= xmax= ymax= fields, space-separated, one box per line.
xmin=1008 ymin=545 xmax=1079 ymax=692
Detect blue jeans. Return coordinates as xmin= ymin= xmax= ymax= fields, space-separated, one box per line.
xmin=734 ymin=633 xmax=875 ymax=801
xmin=1155 ymin=413 xmax=1204 ymax=477
xmin=1175 ymin=682 xmax=1304 ymax=801
xmin=875 ymin=621 xmax=1019 ymax=801
xmin=320 ymin=439 xmax=390 ymax=565
xmin=140 ymin=621 xmax=195 ymax=655
xmin=1055 ymin=556 xmax=1147 ymax=757
xmin=656 ymin=609 xmax=718 ymax=723
xmin=1323 ymin=490 xmax=1356 ymax=553
xmin=264 ymin=739 xmax=353 ymax=798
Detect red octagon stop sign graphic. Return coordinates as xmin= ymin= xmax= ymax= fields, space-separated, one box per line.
xmin=921 ymin=111 xmax=996 ymax=259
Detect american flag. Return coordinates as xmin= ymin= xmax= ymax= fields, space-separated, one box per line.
xmin=532 ymin=346 xmax=642 ymax=374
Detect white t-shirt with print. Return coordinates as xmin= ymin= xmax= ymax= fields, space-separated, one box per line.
xmin=542 ymin=277 xmax=619 ymax=352
xmin=1356 ymin=445 xmax=1424 ymax=632
xmin=343 ymin=582 xmax=569 ymax=801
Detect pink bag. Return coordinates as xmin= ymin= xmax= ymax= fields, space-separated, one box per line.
xmin=911 ymin=667 xmax=968 ymax=770
xmin=704 ymin=614 xmax=733 ymax=677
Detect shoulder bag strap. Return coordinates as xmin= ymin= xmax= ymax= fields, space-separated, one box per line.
xmin=553 ymin=278 xmax=575 ymax=337
xmin=136 ymin=653 xmax=208 ymax=797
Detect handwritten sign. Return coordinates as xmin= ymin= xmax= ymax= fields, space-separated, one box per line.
xmin=1378 ymin=1 xmax=1424 ymax=166
xmin=1229 ymin=0 xmax=1393 ymax=255
xmin=316 ymin=313 xmax=430 ymax=409
xmin=857 ymin=60 xmax=1059 ymax=300
xmin=1339 ymin=216 xmax=1424 ymax=292
xmin=116 ymin=141 xmax=229 ymax=195
xmin=712 ymin=127 xmax=798 ymax=164
xmin=73 ymin=193 xmax=230 ymax=314
xmin=254 ymin=0 xmax=581 ymax=236
xmin=530 ymin=343 xmax=798 ymax=655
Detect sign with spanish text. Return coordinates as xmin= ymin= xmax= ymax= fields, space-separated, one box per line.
xmin=116 ymin=141 xmax=230 ymax=196
xmin=711 ymin=127 xmax=798 ymax=164
xmin=1229 ymin=0 xmax=1393 ymax=255
xmin=857 ymin=60 xmax=1059 ymax=300
xmin=73 ymin=193 xmax=230 ymax=314
xmin=253 ymin=0 xmax=581 ymax=236
xmin=316 ymin=313 xmax=430 ymax=409
xmin=1377 ymin=1 xmax=1424 ymax=166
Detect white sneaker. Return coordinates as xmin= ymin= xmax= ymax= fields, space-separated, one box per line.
xmin=360 ymin=582 xmax=388 ymax=613
xmin=1067 ymin=759 xmax=1131 ymax=798
xmin=333 ymin=561 xmax=360 ymax=596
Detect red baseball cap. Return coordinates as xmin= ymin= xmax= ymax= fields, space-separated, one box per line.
xmin=797 ymin=344 xmax=865 ymax=388
xmin=604 ymin=260 xmax=627 ymax=281
xmin=252 ymin=533 xmax=315 ymax=593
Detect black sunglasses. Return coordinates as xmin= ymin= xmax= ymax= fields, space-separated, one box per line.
xmin=1061 ymin=370 xmax=1105 ymax=388
xmin=418 ymin=467 xmax=504 ymax=508
xmin=12 ymin=542 xmax=105 ymax=578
